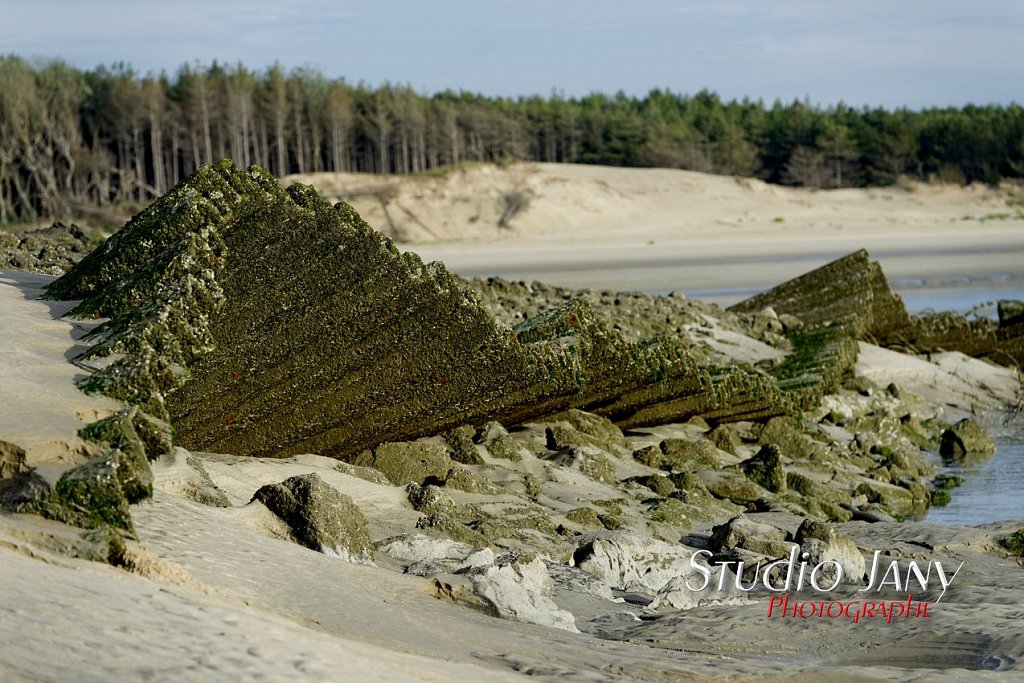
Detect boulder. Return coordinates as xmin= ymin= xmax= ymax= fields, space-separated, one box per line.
xmin=26 ymin=450 xmax=134 ymax=532
xmin=445 ymin=425 xmax=484 ymax=465
xmin=659 ymin=438 xmax=719 ymax=470
xmin=939 ymin=418 xmax=996 ymax=462
xmin=252 ymin=473 xmax=373 ymax=561
xmin=741 ymin=444 xmax=787 ymax=493
xmin=468 ymin=553 xmax=578 ymax=632
xmin=544 ymin=446 xmax=617 ymax=485
xmin=352 ymin=441 xmax=452 ymax=486
xmin=794 ymin=518 xmax=866 ymax=585
xmin=572 ymin=532 xmax=695 ymax=595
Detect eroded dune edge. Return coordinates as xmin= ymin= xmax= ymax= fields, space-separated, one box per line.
xmin=1 ymin=161 xmax=1023 ymax=682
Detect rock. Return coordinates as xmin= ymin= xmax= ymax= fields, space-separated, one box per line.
xmin=352 ymin=441 xmax=452 ymax=486
xmin=632 ymin=444 xmax=663 ymax=468
xmin=710 ymin=516 xmax=788 ymax=553
xmin=416 ymin=512 xmax=494 ymax=548
xmin=550 ymin=409 xmax=627 ymax=450
xmin=649 ymin=567 xmax=750 ymax=611
xmin=486 ymin=435 xmax=528 ymax=462
xmin=741 ymin=444 xmax=787 ymax=493
xmin=544 ymin=446 xmax=617 ymax=485
xmin=78 ymin=408 xmax=153 ymax=503
xmin=376 ymin=533 xmax=477 ymax=567
xmin=729 ymin=249 xmax=912 ymax=343
xmin=252 ymin=473 xmax=373 ymax=561
xmin=0 ymin=440 xmax=50 ymax=510
xmin=445 ymin=425 xmax=484 ymax=465
xmin=442 ymin=467 xmax=498 ymax=495
xmin=794 ymin=519 xmax=866 ymax=585
xmin=572 ymin=532 xmax=695 ymax=595
xmin=468 ymin=553 xmax=578 ymax=632
xmin=659 ymin=438 xmax=718 ymax=470
xmin=939 ymin=418 xmax=996 ymax=462
xmin=0 ymin=439 xmax=28 ymax=479
xmin=331 ymin=461 xmax=392 ymax=486
xmin=700 ymin=469 xmax=771 ymax=505
xmin=475 ymin=421 xmax=509 ymax=444
xmin=627 ymin=474 xmax=675 ymax=497
xmin=707 ymin=425 xmax=741 ymax=456
xmin=645 ymin=497 xmax=691 ymax=528
xmin=406 ymin=483 xmax=457 ymax=516
xmin=26 ymin=450 xmax=134 ymax=532
xmin=546 ymin=424 xmax=615 ymax=453
xmin=565 ymin=507 xmax=603 ymax=528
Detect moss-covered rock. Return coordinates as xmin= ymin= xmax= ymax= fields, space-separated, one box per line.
xmin=565 ymin=507 xmax=603 ymax=528
xmin=658 ymin=438 xmax=718 ymax=470
xmin=78 ymin=408 xmax=153 ymax=503
xmin=486 ymin=435 xmax=528 ymax=462
xmin=407 ymin=483 xmax=458 ymax=516
xmin=632 ymin=444 xmax=663 ymax=468
xmin=627 ymin=474 xmax=676 ymax=497
xmin=252 ymin=473 xmax=373 ymax=560
xmin=939 ymin=418 xmax=997 ymax=463
xmin=742 ymin=444 xmax=787 ymax=493
xmin=645 ymin=497 xmax=690 ymax=528
xmin=544 ymin=446 xmax=617 ymax=485
xmin=352 ymin=441 xmax=452 ymax=486
xmin=443 ymin=467 xmax=499 ymax=495
xmin=445 ymin=425 xmax=484 ymax=465
xmin=27 ymin=451 xmax=134 ymax=532
xmin=998 ymin=529 xmax=1024 ymax=557
xmin=707 ymin=425 xmax=741 ymax=456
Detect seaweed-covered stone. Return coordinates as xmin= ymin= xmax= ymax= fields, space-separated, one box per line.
xmin=486 ymin=435 xmax=528 ymax=462
xmin=742 ymin=444 xmax=787 ymax=493
xmin=939 ymin=418 xmax=996 ymax=463
xmin=252 ymin=473 xmax=373 ymax=560
xmin=729 ymin=249 xmax=912 ymax=343
xmin=406 ymin=483 xmax=457 ymax=516
xmin=710 ymin=516 xmax=792 ymax=556
xmin=49 ymin=160 xmax=837 ymax=462
xmin=645 ymin=497 xmax=690 ymax=528
xmin=659 ymin=437 xmax=719 ymax=470
xmin=28 ymin=451 xmax=134 ymax=532
xmin=443 ymin=467 xmax=499 ymax=495
xmin=794 ymin=518 xmax=866 ymax=584
xmin=546 ymin=425 xmax=615 ymax=453
xmin=352 ymin=441 xmax=452 ymax=486
xmin=628 ymin=474 xmax=676 ymax=497
xmin=565 ymin=507 xmax=603 ymax=528
xmin=758 ymin=416 xmax=822 ymax=460
xmin=549 ymin=409 xmax=627 ymax=450
xmin=707 ymin=425 xmax=741 ymax=456
xmin=445 ymin=425 xmax=484 ymax=465
xmin=632 ymin=445 xmax=663 ymax=468
xmin=999 ymin=529 xmax=1024 ymax=557
xmin=78 ymin=408 xmax=153 ymax=503
xmin=544 ymin=446 xmax=617 ymax=485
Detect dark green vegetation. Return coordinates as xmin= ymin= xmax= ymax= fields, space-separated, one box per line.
xmin=3 ymin=55 xmax=1024 ymax=224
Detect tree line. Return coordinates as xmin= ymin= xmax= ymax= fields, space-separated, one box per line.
xmin=2 ymin=55 xmax=1023 ymax=224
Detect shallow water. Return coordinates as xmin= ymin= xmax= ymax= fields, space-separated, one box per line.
xmin=923 ymin=442 xmax=1024 ymax=525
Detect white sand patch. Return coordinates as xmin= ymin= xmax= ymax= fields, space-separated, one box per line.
xmin=0 ymin=271 xmax=120 ymax=480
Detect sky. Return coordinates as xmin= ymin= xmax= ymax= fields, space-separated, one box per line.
xmin=3 ymin=0 xmax=1022 ymax=109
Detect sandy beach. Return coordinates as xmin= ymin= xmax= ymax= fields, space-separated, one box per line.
xmin=2 ymin=163 xmax=1023 ymax=682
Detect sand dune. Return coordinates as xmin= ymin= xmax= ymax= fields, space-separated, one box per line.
xmin=287 ymin=163 xmax=1024 ymax=302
